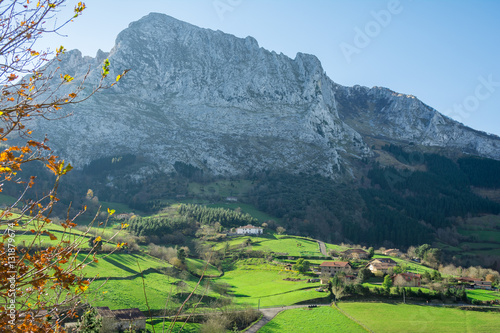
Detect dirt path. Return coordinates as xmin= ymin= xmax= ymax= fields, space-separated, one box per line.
xmin=245 ymin=304 xmax=331 ymax=333
xmin=317 ymin=240 xmax=327 ymax=256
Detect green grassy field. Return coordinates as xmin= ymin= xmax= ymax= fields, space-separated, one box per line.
xmin=218 ymin=259 xmax=324 ymax=307
xmin=212 ymin=234 xmax=324 ymax=257
xmin=185 ymin=258 xmax=220 ymax=277
xmin=339 ymin=302 xmax=500 ymax=333
xmin=85 ymin=271 xmax=214 ymax=311
xmin=250 ymin=235 xmax=323 ymax=257
xmin=146 ymin=319 xmax=201 ymax=333
xmin=260 ymin=306 xmax=366 ymax=333
xmin=75 ymin=252 xmax=167 ymax=278
xmin=466 ymin=289 xmax=500 ymax=302
xmin=324 ymin=242 xmax=347 ymax=252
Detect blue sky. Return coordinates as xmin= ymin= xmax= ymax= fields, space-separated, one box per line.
xmin=40 ymin=0 xmax=500 ymax=136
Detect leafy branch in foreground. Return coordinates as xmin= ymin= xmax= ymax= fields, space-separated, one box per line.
xmin=0 ymin=1 xmax=128 ymax=331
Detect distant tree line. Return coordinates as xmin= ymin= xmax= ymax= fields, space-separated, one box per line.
xmin=127 ymin=204 xmax=257 ymax=245
xmin=178 ymin=204 xmax=257 ymax=228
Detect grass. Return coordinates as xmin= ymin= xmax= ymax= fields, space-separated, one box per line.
xmin=324 ymin=242 xmax=347 ymax=252
xmin=212 ymin=234 xmax=324 ymax=257
xmin=185 ymin=258 xmax=220 ymax=277
xmin=339 ymin=302 xmax=500 ymax=333
xmin=86 ymin=271 xmax=213 ymax=311
xmin=260 ymin=306 xmax=366 ymax=333
xmin=250 ymin=235 xmax=323 ymax=257
xmin=466 ymin=289 xmax=500 ymax=302
xmin=75 ymin=252 xmax=167 ymax=278
xmin=146 ymin=319 xmax=201 ymax=333
xmin=218 ymin=259 xmax=323 ymax=307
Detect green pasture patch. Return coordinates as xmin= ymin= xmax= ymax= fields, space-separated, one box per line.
xmin=339 ymin=302 xmax=500 ymax=333
xmin=146 ymin=319 xmax=201 ymax=333
xmin=219 ymin=260 xmax=322 ymax=307
xmin=186 ymin=258 xmax=220 ymax=277
xmin=75 ymin=252 xmax=167 ymax=279
xmin=251 ymin=236 xmax=323 ymax=257
xmin=86 ymin=271 xmax=213 ymax=311
xmin=260 ymin=306 xmax=365 ymax=333
xmin=466 ymin=289 xmax=500 ymax=302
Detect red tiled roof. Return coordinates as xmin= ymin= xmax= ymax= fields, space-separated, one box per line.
xmin=320 ymin=261 xmax=350 ymax=268
xmin=239 ymin=224 xmax=262 ymax=229
xmin=458 ymin=277 xmax=482 ymax=282
xmin=369 ymin=258 xmax=397 ymax=265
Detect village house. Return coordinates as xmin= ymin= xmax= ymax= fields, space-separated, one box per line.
xmin=236 ymin=224 xmax=263 ymax=235
xmin=367 ymin=258 xmax=398 ymax=274
xmin=96 ymin=307 xmax=146 ymax=333
xmin=319 ymin=261 xmax=351 ymax=283
xmin=284 ymin=264 xmax=293 ymax=271
xmin=474 ymin=280 xmax=493 ymax=290
xmin=383 ymin=249 xmax=402 ymax=257
xmin=341 ymin=248 xmax=369 ymax=259
xmin=392 ymin=272 xmax=421 ymax=287
xmin=458 ymin=277 xmax=493 ymax=290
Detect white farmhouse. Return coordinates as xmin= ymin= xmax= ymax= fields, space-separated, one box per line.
xmin=236 ymin=224 xmax=263 ymax=235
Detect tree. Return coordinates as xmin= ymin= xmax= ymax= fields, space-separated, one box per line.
xmin=383 ymin=275 xmax=393 ymax=290
xmin=177 ymin=247 xmax=187 ymax=263
xmin=88 ymin=236 xmax=103 ymax=251
xmin=0 ymin=1 xmax=127 ymax=331
xmin=276 ymin=226 xmax=286 ymax=235
xmin=292 ymin=258 xmax=311 ymax=273
xmin=357 ymin=267 xmax=372 ymax=283
xmin=367 ymin=247 xmax=374 ymax=259
xmin=330 ymin=274 xmax=345 ymax=302
xmin=415 ymin=244 xmax=431 ymax=259
xmin=76 ymin=307 xmax=102 ymax=333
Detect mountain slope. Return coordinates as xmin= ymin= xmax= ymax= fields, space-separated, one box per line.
xmin=30 ymin=13 xmax=500 ymax=179
xmin=334 ymin=85 xmax=500 ymax=159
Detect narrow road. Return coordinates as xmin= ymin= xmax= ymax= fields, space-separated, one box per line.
xmin=245 ymin=304 xmax=331 ymax=333
xmin=317 ymin=240 xmax=327 ymax=256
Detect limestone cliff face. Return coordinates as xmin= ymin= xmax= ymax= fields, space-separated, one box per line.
xmin=32 ymin=13 xmax=369 ymax=178
xmin=334 ymin=85 xmax=500 ymax=159
xmin=31 ymin=13 xmax=499 ymax=179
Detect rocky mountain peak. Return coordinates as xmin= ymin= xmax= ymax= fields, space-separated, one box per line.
xmin=29 ymin=13 xmax=500 ymax=180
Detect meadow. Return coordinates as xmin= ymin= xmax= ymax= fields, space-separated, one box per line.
xmin=338 ymin=302 xmax=500 ymax=333
xmin=259 ymin=306 xmax=366 ymax=333
xmin=466 ymin=289 xmax=500 ymax=302
xmin=146 ymin=319 xmax=201 ymax=333
xmin=219 ymin=259 xmax=325 ymax=307
xmin=249 ymin=235 xmax=323 ymax=257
